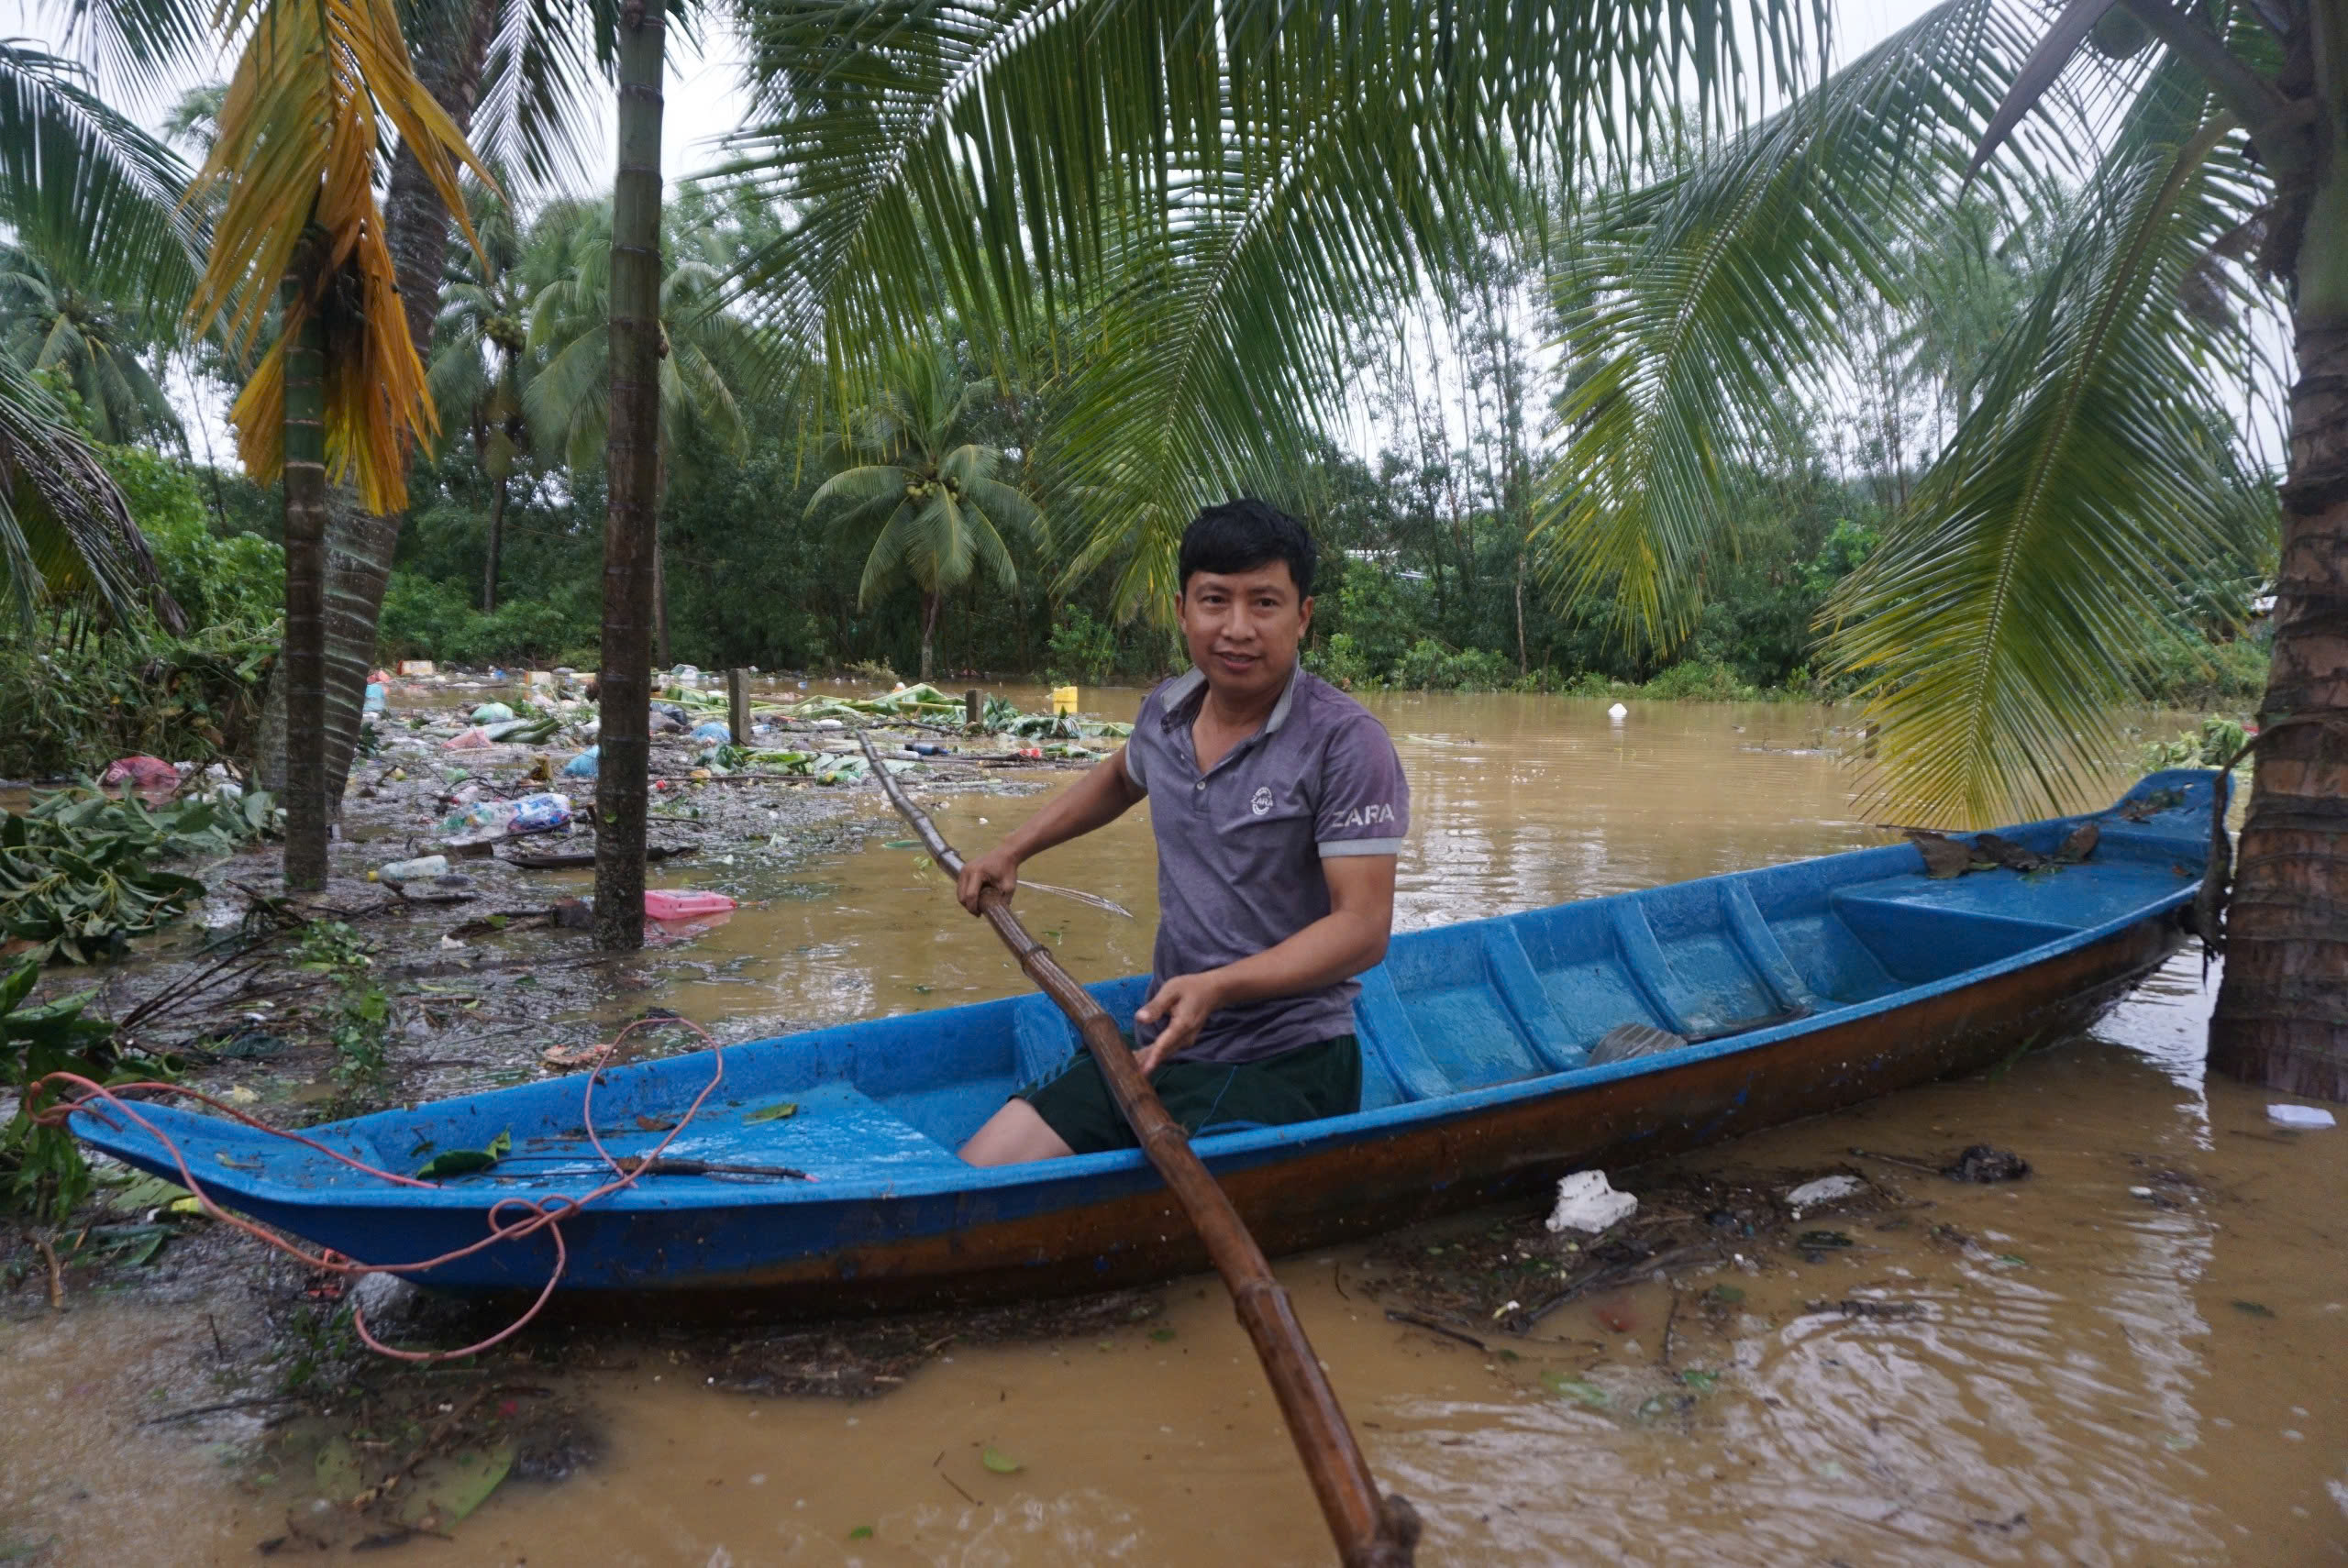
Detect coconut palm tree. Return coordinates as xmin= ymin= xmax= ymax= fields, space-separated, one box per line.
xmin=1528 ymin=0 xmax=2344 ymax=1097
xmin=181 ymin=0 xmax=486 ymax=889
xmin=0 ymin=243 xmax=181 ymax=447
xmin=0 ymin=40 xmax=197 ymax=626
xmin=427 ymin=179 xmax=531 ymax=612
xmin=806 ymin=350 xmax=1044 ymax=681
xmin=523 ymin=198 xmax=761 ymax=667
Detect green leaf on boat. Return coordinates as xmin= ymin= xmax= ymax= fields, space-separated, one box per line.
xmin=847 ymin=1525 xmax=875 ymax=1540
xmin=416 ymin=1129 xmax=512 ymax=1180
xmin=213 ymin=1152 xmax=262 ymax=1172
xmin=1540 ymin=1371 xmax=1609 ymax=1408
xmin=980 ymin=1445 xmax=1023 ymax=1474
xmin=745 ymin=1102 xmax=800 ymax=1123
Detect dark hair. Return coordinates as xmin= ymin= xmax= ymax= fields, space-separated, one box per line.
xmin=1177 ymin=498 xmax=1317 ymax=599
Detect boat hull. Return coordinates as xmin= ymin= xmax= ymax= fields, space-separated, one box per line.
xmin=532 ymin=913 xmax=2180 ymax=1318
xmin=71 ymin=769 xmax=2221 ymax=1319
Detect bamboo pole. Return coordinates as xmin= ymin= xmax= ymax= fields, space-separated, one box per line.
xmin=858 ymin=734 xmax=1418 ymax=1567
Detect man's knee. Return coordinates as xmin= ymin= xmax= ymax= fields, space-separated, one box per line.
xmin=958 ymin=1098 xmax=1076 ymax=1165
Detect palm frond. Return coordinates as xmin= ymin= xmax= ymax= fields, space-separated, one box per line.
xmin=0 ymin=352 xmax=178 ymax=629
xmin=1533 ymin=0 xmax=2066 ymax=644
xmin=1826 ymin=59 xmax=2276 ymax=824
xmin=717 ymin=0 xmax=1821 ymax=618
xmin=0 ymin=41 xmax=202 ymax=314
xmin=188 ymin=0 xmax=491 ymax=514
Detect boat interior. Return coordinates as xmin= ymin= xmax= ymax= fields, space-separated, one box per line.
xmin=81 ymin=773 xmax=2217 ymax=1198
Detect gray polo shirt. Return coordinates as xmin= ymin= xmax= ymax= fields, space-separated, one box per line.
xmin=1121 ymin=664 xmax=1409 ymax=1066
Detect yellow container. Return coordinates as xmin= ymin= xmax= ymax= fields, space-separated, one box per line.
xmin=1050 ymin=685 xmax=1080 ymax=716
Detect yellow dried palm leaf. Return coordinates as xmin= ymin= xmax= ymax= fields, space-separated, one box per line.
xmin=188 ymin=0 xmax=489 ymax=513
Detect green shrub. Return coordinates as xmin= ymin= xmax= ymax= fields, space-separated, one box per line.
xmin=377 ymin=572 xmax=595 ymax=668
xmin=105 ymin=445 xmax=283 ymax=634
xmin=1045 ymin=606 xmax=1116 ymax=685
xmin=1308 ymin=633 xmax=1372 ymax=688
xmin=0 ymin=958 xmax=137 ymax=1220
xmin=1390 ymin=638 xmax=1515 ymax=691
xmin=2130 ymin=633 xmax=2267 ymax=708
xmin=1641 ymin=660 xmax=1755 ymax=701
xmin=0 ymin=625 xmax=275 ymax=779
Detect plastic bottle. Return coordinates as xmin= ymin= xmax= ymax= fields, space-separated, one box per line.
xmin=376 ymin=854 xmax=449 ymax=884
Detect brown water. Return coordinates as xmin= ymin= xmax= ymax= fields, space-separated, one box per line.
xmin=653 ymin=692 xmax=1888 ymax=1032
xmin=6 ymin=694 xmax=2343 ymax=1566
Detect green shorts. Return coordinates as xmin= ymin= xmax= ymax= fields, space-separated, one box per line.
xmin=1019 ymin=1034 xmax=1361 ymax=1154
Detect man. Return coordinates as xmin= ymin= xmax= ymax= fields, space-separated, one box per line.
xmin=955 ymin=498 xmax=1410 ymax=1165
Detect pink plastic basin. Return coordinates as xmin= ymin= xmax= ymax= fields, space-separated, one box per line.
xmin=644 ymin=889 xmax=737 ymax=922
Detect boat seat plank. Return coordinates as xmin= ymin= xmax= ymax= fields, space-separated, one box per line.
xmin=1755 ymin=911 xmax=1902 ymax=1005
xmin=1721 ymin=882 xmax=1817 ymax=1012
xmin=1506 ymin=902 xmax=1682 ymax=1052
xmin=1606 ymin=904 xmax=1698 ymax=1036
xmin=1644 ymin=893 xmax=1783 ymax=1037
xmin=1479 ymin=928 xmax=1582 ymax=1071
xmin=1356 ymin=966 xmax=1448 ymax=1103
xmin=1380 ymin=925 xmax=1553 ymax=1091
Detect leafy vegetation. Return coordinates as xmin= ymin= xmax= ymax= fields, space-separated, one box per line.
xmin=0 ymin=957 xmax=157 ymax=1220
xmin=0 ymin=785 xmax=277 ymax=963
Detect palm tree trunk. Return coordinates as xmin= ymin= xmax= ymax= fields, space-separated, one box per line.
xmin=593 ymin=0 xmax=666 ymax=952
xmin=920 ymin=589 xmax=940 ymax=682
xmin=305 ymin=0 xmax=498 ymax=820
xmin=2210 ymin=128 xmax=2348 ymax=1098
xmin=280 ymin=254 xmax=330 ymax=891
xmin=482 ymin=474 xmax=505 ymax=613
xmin=653 ymin=529 xmax=670 ymax=668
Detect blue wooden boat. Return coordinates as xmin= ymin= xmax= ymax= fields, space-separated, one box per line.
xmin=72 ymin=770 xmax=2222 ymax=1314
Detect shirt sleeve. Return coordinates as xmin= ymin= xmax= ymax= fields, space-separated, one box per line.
xmin=1314 ymin=713 xmax=1409 ymax=857
xmin=1121 ymin=690 xmax=1155 ymax=795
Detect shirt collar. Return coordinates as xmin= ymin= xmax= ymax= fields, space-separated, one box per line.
xmin=1158 ymin=663 xmax=1304 ymax=734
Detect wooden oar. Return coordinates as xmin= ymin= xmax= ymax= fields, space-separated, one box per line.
xmin=858 ymin=734 xmax=1419 ymax=1567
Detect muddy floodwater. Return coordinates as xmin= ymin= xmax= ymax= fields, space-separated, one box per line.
xmin=5 ymin=693 xmax=2345 ymax=1565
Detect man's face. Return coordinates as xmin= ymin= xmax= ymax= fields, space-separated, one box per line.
xmin=1177 ymin=560 xmax=1314 ymax=706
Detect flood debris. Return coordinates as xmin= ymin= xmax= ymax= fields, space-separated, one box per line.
xmin=1361 ymin=1161 xmax=1901 ymax=1340
xmin=1545 ymin=1170 xmax=1638 ymax=1233
xmin=1783 ymin=1174 xmax=1867 ymax=1213
xmin=1943 ymin=1144 xmax=2032 ymax=1183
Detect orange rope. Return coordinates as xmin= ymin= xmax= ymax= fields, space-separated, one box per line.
xmin=28 ymin=1014 xmax=725 ymax=1362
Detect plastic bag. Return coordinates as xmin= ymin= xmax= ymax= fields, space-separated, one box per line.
xmin=471 ymin=701 xmax=515 ymax=724
xmin=504 ymin=791 xmax=572 ymax=834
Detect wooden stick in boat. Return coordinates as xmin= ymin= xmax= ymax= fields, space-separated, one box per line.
xmin=858 ymin=733 xmax=1419 ymax=1568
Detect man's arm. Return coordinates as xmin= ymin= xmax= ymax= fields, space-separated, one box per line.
xmin=954 ymin=747 xmax=1146 ymax=914
xmin=1132 ymin=853 xmax=1395 ymax=1072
